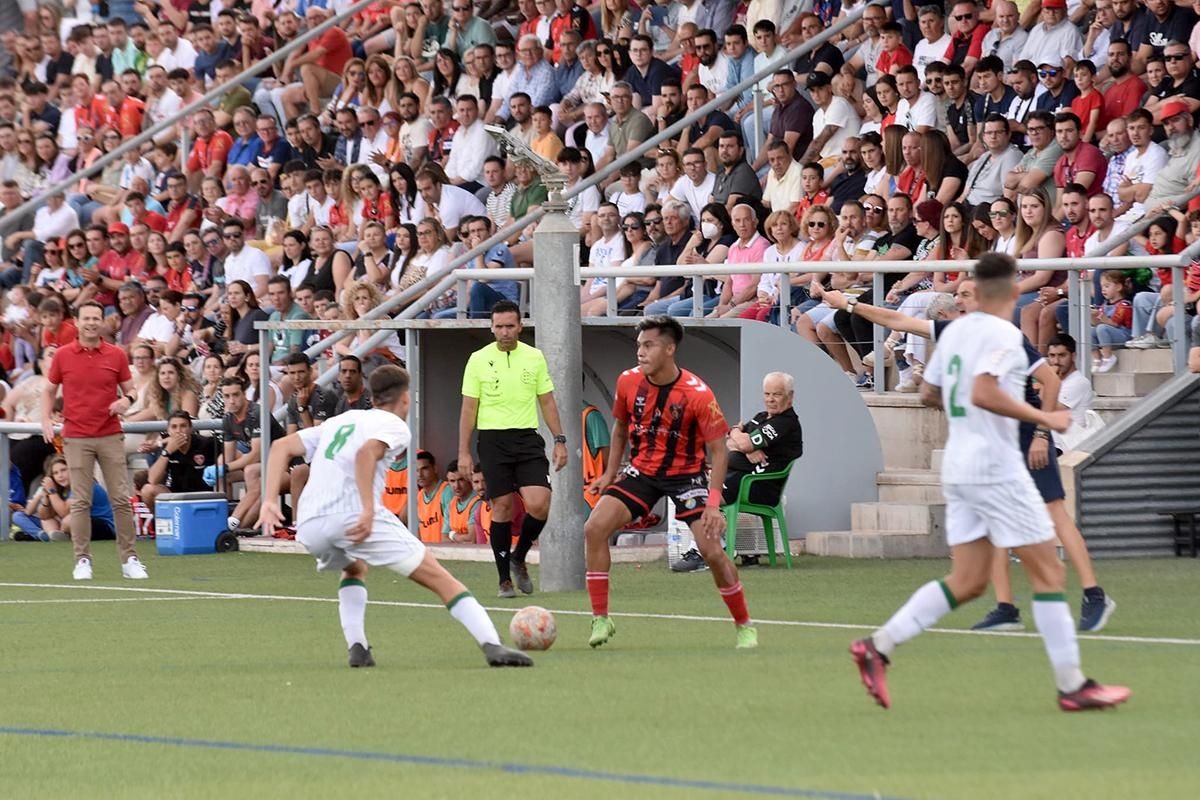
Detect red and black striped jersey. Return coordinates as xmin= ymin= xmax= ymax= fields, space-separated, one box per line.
xmin=613 ymin=367 xmax=728 ymax=477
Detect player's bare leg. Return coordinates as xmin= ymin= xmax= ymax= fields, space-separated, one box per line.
xmin=852 ymin=539 xmax=994 ymax=709
xmin=407 ymin=552 xmax=533 ymax=667
xmin=583 ymin=496 xmax=632 ymax=647
xmin=1012 ymin=540 xmax=1129 ymax=711
xmin=338 ymin=560 xmax=375 ymax=668
xmin=689 ymin=516 xmax=758 ymax=649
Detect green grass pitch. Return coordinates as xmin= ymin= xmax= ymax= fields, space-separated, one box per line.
xmin=2 ymin=542 xmax=1198 ymax=799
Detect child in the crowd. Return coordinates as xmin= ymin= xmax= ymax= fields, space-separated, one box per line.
xmin=1070 ymin=60 xmax=1103 ymax=143
xmin=1091 ymin=270 xmax=1133 ymax=373
xmin=610 ymin=163 xmax=647 ymax=216
xmin=876 ymin=22 xmax=912 ymax=76
xmin=11 ymin=455 xmax=117 ymax=542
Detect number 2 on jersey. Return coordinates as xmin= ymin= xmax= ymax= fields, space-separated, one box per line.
xmin=325 ymin=424 xmax=356 ymax=458
xmin=947 ymin=355 xmax=966 ymax=418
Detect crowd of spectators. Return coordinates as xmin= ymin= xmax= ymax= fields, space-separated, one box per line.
xmin=2 ymin=0 xmax=1200 ymax=539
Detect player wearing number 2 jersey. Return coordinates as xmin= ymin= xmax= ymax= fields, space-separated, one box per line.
xmin=259 ymin=365 xmax=532 ymax=670
xmin=583 ymin=317 xmax=758 ymax=651
xmin=849 ymin=254 xmax=1129 ymax=713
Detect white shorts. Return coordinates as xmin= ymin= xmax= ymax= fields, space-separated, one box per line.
xmin=297 ymin=510 xmax=426 ymax=576
xmin=943 ymin=476 xmax=1055 ymax=550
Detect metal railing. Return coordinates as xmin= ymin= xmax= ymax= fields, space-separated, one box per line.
xmin=303 ymin=0 xmax=893 ymax=381
xmin=0 ymin=0 xmax=380 ymax=234
xmin=0 ymin=419 xmax=223 ymax=540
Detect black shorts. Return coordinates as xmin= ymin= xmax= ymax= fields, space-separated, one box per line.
xmin=477 ymin=429 xmax=550 ymax=500
xmin=605 ymin=467 xmax=709 ymax=522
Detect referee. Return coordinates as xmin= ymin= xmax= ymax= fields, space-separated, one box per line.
xmin=459 ymin=300 xmax=568 ymax=598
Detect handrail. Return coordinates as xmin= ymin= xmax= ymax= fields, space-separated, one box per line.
xmin=0 ymin=418 xmax=223 ymax=539
xmin=306 ymin=0 xmax=893 ymax=380
xmin=0 ymin=0 xmax=379 ymax=235
xmin=1083 ymin=186 xmax=1200 ymax=257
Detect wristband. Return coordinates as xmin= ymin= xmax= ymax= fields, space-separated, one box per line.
xmin=707 ymin=488 xmax=722 ymax=508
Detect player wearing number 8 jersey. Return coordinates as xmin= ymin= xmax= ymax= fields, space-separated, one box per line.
xmin=260 ymin=365 xmax=532 ymax=670
xmin=584 ymin=316 xmax=758 ymax=650
xmin=849 ymin=254 xmax=1129 ymax=713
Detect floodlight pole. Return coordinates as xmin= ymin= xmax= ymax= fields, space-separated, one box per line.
xmin=532 ymin=187 xmax=585 ymax=592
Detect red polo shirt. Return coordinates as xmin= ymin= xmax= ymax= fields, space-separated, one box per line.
xmin=42 ymin=319 xmax=78 ymax=349
xmin=47 ymin=339 xmax=132 ymax=439
xmin=186 ymin=130 xmax=234 ymax=175
xmin=1102 ymin=75 xmax=1146 ymax=126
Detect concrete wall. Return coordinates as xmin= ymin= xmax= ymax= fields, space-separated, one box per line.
xmin=404 ymin=319 xmax=883 ymax=538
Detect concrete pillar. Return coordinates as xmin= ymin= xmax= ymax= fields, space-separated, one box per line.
xmin=532 ymin=193 xmax=585 ymax=592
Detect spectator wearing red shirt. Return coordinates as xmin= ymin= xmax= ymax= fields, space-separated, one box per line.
xmin=549 ymin=0 xmax=597 ymax=64
xmin=186 ymin=109 xmax=233 ymax=192
xmin=164 ymin=173 xmax=202 ymax=243
xmin=41 ymin=302 xmax=147 ymax=582
xmin=1101 ymin=41 xmax=1145 ymax=125
xmin=101 ymin=80 xmax=146 ymax=139
xmin=126 ymin=192 xmax=168 ymax=233
xmin=280 ymin=6 xmax=354 ymax=121
xmin=876 ymin=22 xmax=913 ymax=76
xmin=61 ymin=74 xmax=116 ymax=151
xmin=1052 ymin=112 xmax=1106 ymax=215
xmin=95 ymin=223 xmax=148 ymax=307
xmin=38 ymin=299 xmax=78 ymax=349
xmin=943 ymin=1 xmax=991 ymax=75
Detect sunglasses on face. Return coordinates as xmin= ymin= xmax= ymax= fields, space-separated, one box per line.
xmin=223 ymin=232 xmax=242 ymax=239
xmin=181 ymin=305 xmax=200 ymax=312
xmin=1038 ymin=69 xmax=1060 ymax=78
xmin=622 ymin=223 xmax=642 ymax=231
xmin=1165 ymin=53 xmax=1189 ymax=62
xmin=69 ymin=241 xmax=86 ymax=249
xmin=989 ymin=210 xmax=1010 ymax=218
xmin=865 ymin=205 xmax=884 ymax=213
xmin=45 ymin=247 xmax=60 ymax=254
xmin=203 ymin=239 xmax=220 ymax=247
xmin=644 ymin=218 xmax=663 ymax=225
xmin=953 ymin=13 xmax=972 ymax=20
xmin=807 ymin=221 xmax=827 ymax=228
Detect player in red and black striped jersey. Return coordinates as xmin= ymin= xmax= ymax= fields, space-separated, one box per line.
xmin=583 ymin=317 xmax=758 ymax=650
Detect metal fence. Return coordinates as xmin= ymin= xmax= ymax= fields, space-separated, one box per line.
xmin=0 ymin=419 xmax=223 ymax=540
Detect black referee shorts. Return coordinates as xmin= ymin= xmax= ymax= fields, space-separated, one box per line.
xmin=477 ymin=429 xmax=550 ymax=501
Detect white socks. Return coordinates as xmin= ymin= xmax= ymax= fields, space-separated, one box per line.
xmin=1032 ymin=595 xmax=1086 ymax=693
xmin=338 ymin=579 xmax=368 ymax=649
xmin=448 ymin=592 xmax=500 ymax=646
xmin=875 ymin=580 xmax=955 ymax=657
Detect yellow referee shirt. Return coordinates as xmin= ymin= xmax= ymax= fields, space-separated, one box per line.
xmin=461 ymin=341 xmax=555 ymax=430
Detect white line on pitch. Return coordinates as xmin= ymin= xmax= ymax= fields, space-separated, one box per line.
xmin=0 ymin=596 xmax=218 ymax=605
xmin=2 ymin=582 xmax=1197 ymax=647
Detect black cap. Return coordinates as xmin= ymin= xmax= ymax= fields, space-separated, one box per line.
xmin=806 ymin=71 xmax=832 ymax=89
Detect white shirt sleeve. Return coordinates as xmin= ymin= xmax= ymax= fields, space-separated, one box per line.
xmin=297 ymin=425 xmax=323 ymax=463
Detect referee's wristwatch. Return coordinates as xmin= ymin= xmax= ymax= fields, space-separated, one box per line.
xmin=553 ymin=435 xmax=567 ymax=445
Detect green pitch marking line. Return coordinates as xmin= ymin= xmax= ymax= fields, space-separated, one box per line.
xmin=4 ymin=582 xmax=1199 ymax=647
xmin=0 ymin=727 xmax=910 ymax=800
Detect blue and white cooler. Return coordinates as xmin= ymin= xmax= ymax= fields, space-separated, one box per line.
xmin=155 ymin=492 xmax=231 ymax=555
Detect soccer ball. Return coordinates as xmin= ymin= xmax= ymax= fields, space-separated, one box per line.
xmin=509 ymin=606 xmax=557 ymax=651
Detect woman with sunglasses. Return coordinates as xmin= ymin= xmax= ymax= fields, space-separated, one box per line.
xmin=582 ymin=212 xmax=655 ymax=316
xmin=988 ymin=196 xmax=1018 ymax=255
xmin=319 ymin=58 xmax=368 ymax=129
xmin=406 ymin=217 xmax=453 ymax=308
xmin=558 ymin=41 xmax=616 ymax=127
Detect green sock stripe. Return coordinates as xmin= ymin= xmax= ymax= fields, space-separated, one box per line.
xmin=1032 ymin=592 xmax=1067 ymax=603
xmin=446 ymin=591 xmax=472 ymax=611
xmin=938 ymin=580 xmax=959 ymax=610
xmin=339 ymin=578 xmax=366 ymax=589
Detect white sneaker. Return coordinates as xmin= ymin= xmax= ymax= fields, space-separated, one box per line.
xmin=122 ymin=556 xmax=149 ymax=580
xmin=73 ymin=558 xmax=93 ymax=581
xmin=1125 ymin=333 xmax=1156 ymax=350
xmin=1094 ymin=355 xmax=1118 ymax=373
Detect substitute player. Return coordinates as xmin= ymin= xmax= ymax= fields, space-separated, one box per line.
xmin=849 ymin=254 xmax=1129 ymax=712
xmin=458 ymin=300 xmax=568 ymax=598
xmin=260 ymin=365 xmax=532 ymax=670
xmin=824 ymin=284 xmax=1115 ymax=632
xmin=584 ymin=316 xmax=758 ymax=650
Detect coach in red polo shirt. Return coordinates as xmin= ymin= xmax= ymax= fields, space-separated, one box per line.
xmin=42 ymin=302 xmax=148 ymax=582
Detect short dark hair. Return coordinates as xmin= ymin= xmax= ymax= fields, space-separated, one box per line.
xmin=222 ymin=218 xmax=245 ymax=232
xmin=220 ymin=376 xmax=247 ymax=392
xmin=370 ymin=364 xmax=410 ymax=406
xmin=1054 ymin=112 xmax=1081 ymax=130
xmin=267 ymin=274 xmax=292 ymax=290
xmin=286 ymin=352 xmax=312 ymax=367
xmin=491 ymin=299 xmax=521 ymax=319
xmin=1048 ymin=333 xmax=1077 ymax=354
xmin=974 ymin=252 xmax=1017 ymax=286
xmin=167 ymin=410 xmax=194 ymax=425
xmin=416 ymin=449 xmax=435 ymax=465
xmin=636 ymin=315 xmax=684 ymax=345
xmin=339 ymin=354 xmax=363 ymax=371
xmin=976 ymin=56 xmax=1004 ymax=76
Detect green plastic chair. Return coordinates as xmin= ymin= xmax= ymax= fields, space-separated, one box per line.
xmin=722 ymin=463 xmax=794 ymax=568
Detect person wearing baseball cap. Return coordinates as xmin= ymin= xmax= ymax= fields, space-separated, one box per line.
xmin=1017 ymin=0 xmax=1083 ymax=76
xmin=1035 ymin=54 xmax=1079 ymax=113
xmin=1143 ymin=97 xmax=1200 ymax=212
xmin=107 ymin=222 xmax=130 ymax=236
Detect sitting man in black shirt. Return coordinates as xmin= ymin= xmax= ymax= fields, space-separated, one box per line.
xmin=283 ymin=351 xmax=339 ymax=507
xmin=141 ymin=411 xmax=220 ymax=511
xmin=672 ymin=372 xmax=803 ymax=571
xmin=222 ymin=376 xmax=286 ymax=532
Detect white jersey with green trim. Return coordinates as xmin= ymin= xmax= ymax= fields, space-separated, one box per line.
xmin=296 ymin=408 xmax=411 ymax=521
xmin=923 ymin=311 xmax=1028 ymax=485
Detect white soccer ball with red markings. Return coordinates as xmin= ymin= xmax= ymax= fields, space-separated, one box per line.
xmin=509 ymin=606 xmax=557 ymax=651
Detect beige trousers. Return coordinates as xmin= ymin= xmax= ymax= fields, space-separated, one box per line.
xmin=63 ymin=435 xmax=137 ymax=564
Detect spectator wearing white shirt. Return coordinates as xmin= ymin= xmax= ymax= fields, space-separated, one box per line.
xmin=1115 ymin=109 xmax=1167 ymax=223
xmin=912 ymin=5 xmax=952 ymax=82
xmin=694 ymin=28 xmax=730 ymax=99
xmin=803 ymin=71 xmax=860 ymax=163
xmin=22 ymin=191 xmax=78 ymax=279
xmin=580 ymin=203 xmax=626 ymax=308
xmin=143 ymin=65 xmax=182 ymax=145
xmin=893 ymin=66 xmax=937 ymax=133
xmin=1045 ymin=334 xmax=1094 ymax=451
xmin=670 ymin=147 xmax=716 ymax=222
xmin=444 ymin=94 xmax=500 ymax=192
xmin=355 ymin=106 xmax=391 ymax=183
xmin=415 ymin=166 xmax=486 ymax=239
xmin=1018 ymin=0 xmax=1084 ymax=74
xmin=219 ymin=219 xmax=271 ymax=300
xmin=761 ymin=140 xmax=801 ymax=216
